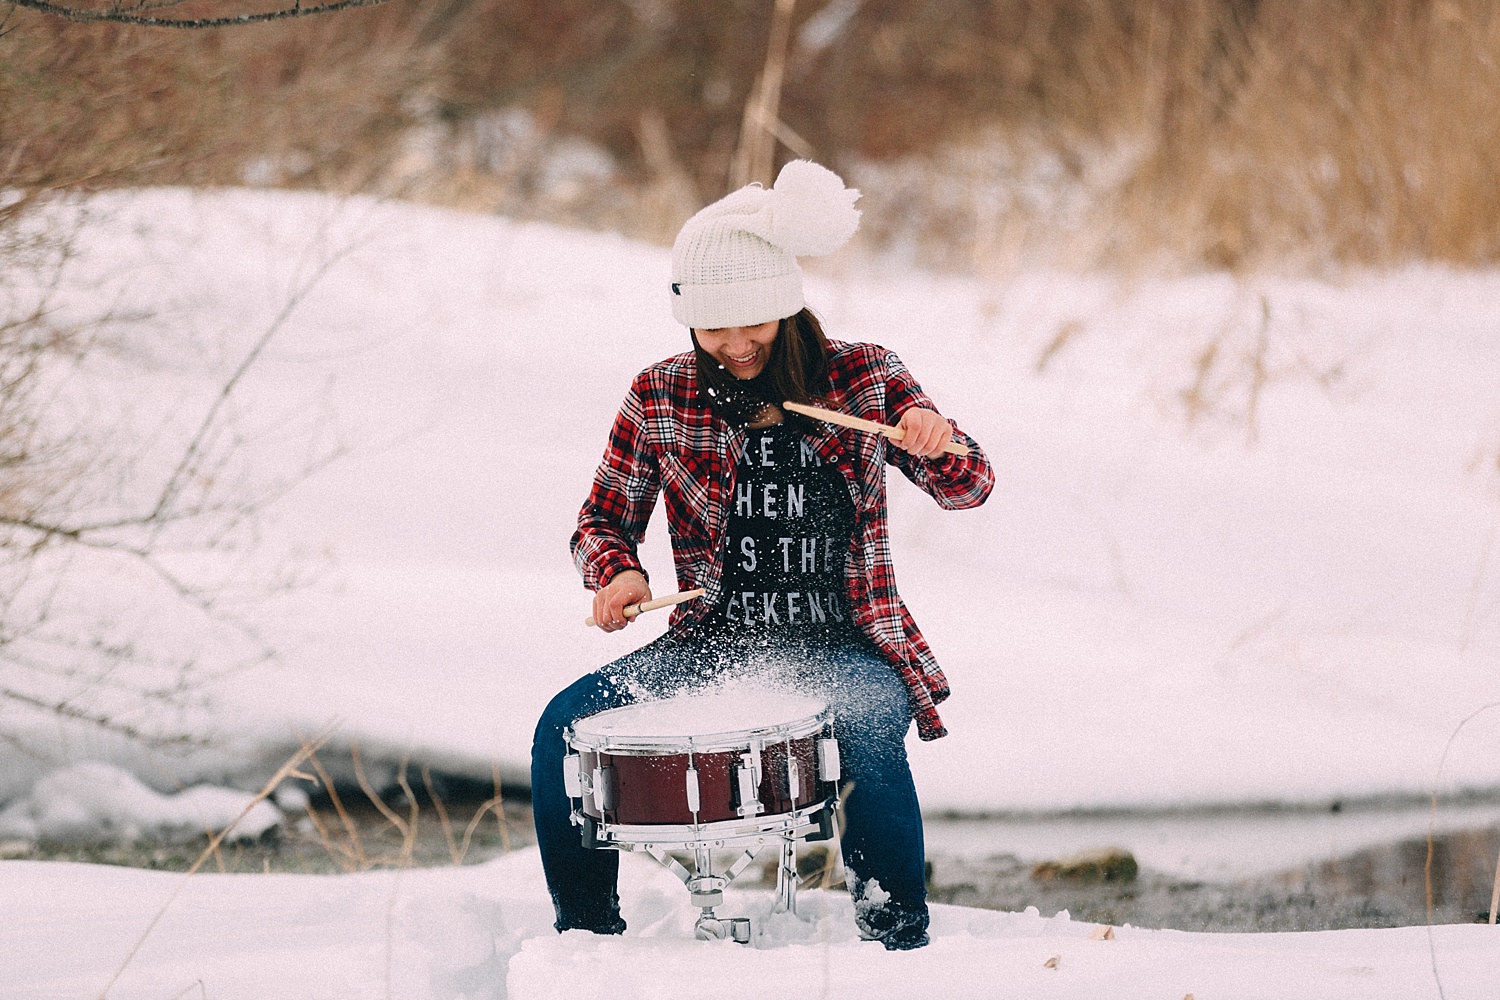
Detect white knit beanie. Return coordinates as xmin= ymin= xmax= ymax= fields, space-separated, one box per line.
xmin=670 ymin=160 xmax=860 ymax=329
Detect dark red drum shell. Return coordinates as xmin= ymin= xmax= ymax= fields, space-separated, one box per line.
xmin=578 ymin=736 xmax=825 ymax=826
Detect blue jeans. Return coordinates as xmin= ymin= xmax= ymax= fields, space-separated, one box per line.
xmin=530 ymin=629 xmax=928 ymax=937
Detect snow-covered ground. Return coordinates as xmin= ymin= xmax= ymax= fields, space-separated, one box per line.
xmin=11 ymin=187 xmax=1491 ymax=812
xmin=3 ymin=187 xmax=1500 ymax=996
xmin=8 ymin=847 xmax=1499 ymax=1000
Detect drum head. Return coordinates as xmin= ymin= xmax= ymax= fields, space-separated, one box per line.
xmin=570 ymin=689 xmax=828 ymax=754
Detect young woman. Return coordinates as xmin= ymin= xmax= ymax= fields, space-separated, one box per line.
xmin=531 ymin=160 xmax=993 ymax=950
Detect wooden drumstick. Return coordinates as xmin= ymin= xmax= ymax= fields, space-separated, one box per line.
xmin=782 ymin=400 xmax=971 ymax=457
xmin=584 ymin=587 xmax=706 ymax=628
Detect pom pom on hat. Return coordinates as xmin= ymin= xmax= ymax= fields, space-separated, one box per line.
xmin=670 ymin=160 xmax=861 ymax=329
xmin=765 ymin=159 xmax=862 ymax=256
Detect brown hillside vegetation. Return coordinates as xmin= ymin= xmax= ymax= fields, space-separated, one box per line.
xmin=3 ymin=0 xmax=1500 ymax=271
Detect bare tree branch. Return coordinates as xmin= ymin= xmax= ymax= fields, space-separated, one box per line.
xmin=0 ymin=199 xmax=355 ymax=750
xmin=150 ymin=236 xmax=364 ymax=524
xmin=9 ymin=0 xmax=391 ymax=29
xmin=0 ymin=683 xmax=212 ymax=747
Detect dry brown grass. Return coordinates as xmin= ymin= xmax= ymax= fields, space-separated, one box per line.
xmin=854 ymin=1 xmax=1500 ymax=273
xmin=1104 ymin=0 xmax=1500 ymax=271
xmin=7 ymin=1 xmax=1500 ymax=268
xmin=295 ymin=742 xmax=512 ymax=873
xmin=94 ymin=731 xmax=332 ymax=999
xmin=0 ymin=4 xmax=438 ymax=201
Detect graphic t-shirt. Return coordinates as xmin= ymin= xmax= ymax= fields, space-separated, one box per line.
xmin=712 ymin=421 xmax=857 ymax=640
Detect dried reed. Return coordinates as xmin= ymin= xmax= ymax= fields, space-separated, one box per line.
xmin=859 ymin=0 xmax=1500 ymax=273
xmin=95 ymin=729 xmax=332 ymax=1000
xmin=9 ymin=1 xmax=1500 ymax=271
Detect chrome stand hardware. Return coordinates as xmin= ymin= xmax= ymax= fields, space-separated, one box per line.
xmin=773 ymin=834 xmax=798 ymax=914
xmin=774 ymin=735 xmax=801 ymax=914
xmin=694 ymin=914 xmax=752 ymax=943
xmin=689 ymin=848 xmax=723 ymax=908
xmin=644 ymin=845 xmax=765 ymax=943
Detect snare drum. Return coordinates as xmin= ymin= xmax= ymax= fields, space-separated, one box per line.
xmin=562 ymin=690 xmax=840 ymax=850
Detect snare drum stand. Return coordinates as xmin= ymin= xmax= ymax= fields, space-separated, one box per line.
xmin=565 ymin=717 xmax=842 ymax=945
xmin=641 ymin=821 xmax=811 ymax=942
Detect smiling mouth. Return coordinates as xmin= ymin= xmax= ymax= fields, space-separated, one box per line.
xmin=726 ymin=351 xmax=758 ymax=367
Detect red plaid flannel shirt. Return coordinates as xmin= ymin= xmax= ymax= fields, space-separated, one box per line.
xmin=571 ymin=340 xmax=993 ymax=740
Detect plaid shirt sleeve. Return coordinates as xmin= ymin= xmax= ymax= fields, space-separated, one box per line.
xmin=821 ymin=342 xmax=993 ymax=741
xmin=571 ymin=372 xmax=661 ymax=591
xmin=881 ymin=350 xmax=995 ymax=509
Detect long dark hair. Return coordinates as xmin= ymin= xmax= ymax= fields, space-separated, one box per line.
xmin=693 ymin=307 xmax=832 ymax=432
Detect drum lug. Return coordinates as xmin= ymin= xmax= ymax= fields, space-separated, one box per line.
xmin=735 ymin=758 xmax=762 ymax=818
xmin=592 ymin=765 xmax=616 ymax=813
xmin=685 ymin=765 xmax=701 ymax=815
xmin=817 ymin=738 xmax=841 ymax=783
xmin=562 ymin=754 xmax=583 ymax=799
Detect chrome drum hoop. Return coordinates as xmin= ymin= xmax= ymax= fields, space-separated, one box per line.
xmin=566 ymin=704 xmax=833 ymax=756
xmin=590 ymin=798 xmax=835 ymax=851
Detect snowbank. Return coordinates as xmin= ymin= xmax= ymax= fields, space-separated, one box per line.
xmin=0 ymin=762 xmax=281 ymax=844
xmin=4 ymin=187 xmax=1498 ymax=817
xmin=3 ymin=848 xmax=1496 ymax=1000
xmin=4 ymin=186 xmax=1500 ymax=1000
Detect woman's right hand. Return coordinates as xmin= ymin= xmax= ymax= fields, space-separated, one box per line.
xmin=591 ymin=570 xmax=652 ymax=632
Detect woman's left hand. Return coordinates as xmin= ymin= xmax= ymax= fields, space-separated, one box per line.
xmin=894 ymin=407 xmax=953 ymax=458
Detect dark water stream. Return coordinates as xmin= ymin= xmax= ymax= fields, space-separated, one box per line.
xmin=923 ymin=798 xmax=1500 ymax=931
xmin=11 ymin=778 xmax=1498 ymax=932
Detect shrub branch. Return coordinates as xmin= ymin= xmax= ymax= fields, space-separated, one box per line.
xmin=8 ymin=0 xmax=393 ymax=29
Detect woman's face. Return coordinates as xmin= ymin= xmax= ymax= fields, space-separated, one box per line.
xmin=694 ymin=320 xmax=780 ymax=380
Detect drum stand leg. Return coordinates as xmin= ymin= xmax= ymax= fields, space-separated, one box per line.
xmin=772 ymin=833 xmax=798 ymax=915
xmin=643 ymin=845 xmax=756 ymax=944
